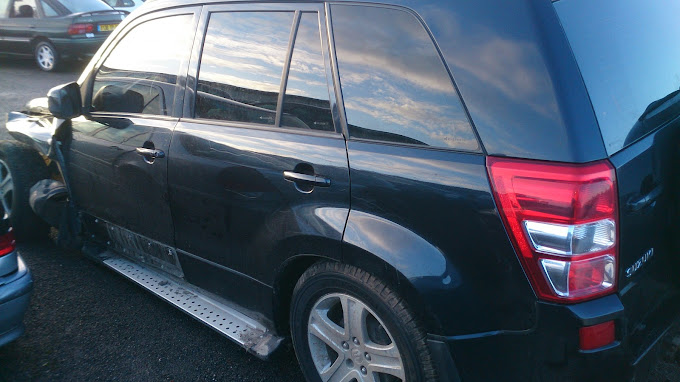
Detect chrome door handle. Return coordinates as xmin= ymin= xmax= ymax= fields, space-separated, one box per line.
xmin=136 ymin=147 xmax=165 ymax=159
xmin=283 ymin=171 xmax=331 ymax=187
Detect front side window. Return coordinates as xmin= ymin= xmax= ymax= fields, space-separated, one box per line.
xmin=332 ymin=5 xmax=479 ymax=151
xmin=196 ymin=10 xmax=333 ymax=132
xmin=10 ymin=0 xmax=36 ymax=18
xmin=91 ymin=14 xmax=193 ymax=115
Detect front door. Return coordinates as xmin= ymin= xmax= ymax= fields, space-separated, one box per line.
xmin=67 ymin=9 xmax=198 ymax=250
xmin=168 ymin=4 xmax=350 ymax=311
xmin=0 ymin=0 xmax=38 ymax=55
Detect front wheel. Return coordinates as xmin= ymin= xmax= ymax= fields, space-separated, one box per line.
xmin=34 ymin=41 xmax=59 ymax=72
xmin=0 ymin=141 xmax=50 ymax=240
xmin=291 ymin=262 xmax=437 ymax=382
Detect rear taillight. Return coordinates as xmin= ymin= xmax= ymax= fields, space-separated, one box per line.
xmin=68 ymin=23 xmax=95 ymax=35
xmin=487 ymin=157 xmax=618 ymax=303
xmin=0 ymin=228 xmax=16 ymax=257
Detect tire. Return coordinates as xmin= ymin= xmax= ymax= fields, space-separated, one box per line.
xmin=34 ymin=41 xmax=59 ymax=72
xmin=0 ymin=141 xmax=50 ymax=240
xmin=291 ymin=262 xmax=437 ymax=382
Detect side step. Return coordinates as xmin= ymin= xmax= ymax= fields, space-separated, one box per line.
xmin=101 ymin=253 xmax=284 ymax=359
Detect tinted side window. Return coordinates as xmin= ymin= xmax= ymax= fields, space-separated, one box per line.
xmin=196 ymin=12 xmax=294 ymax=126
xmin=281 ymin=12 xmax=333 ymax=131
xmin=332 ymin=5 xmax=478 ymax=151
xmin=91 ymin=15 xmax=193 ymax=116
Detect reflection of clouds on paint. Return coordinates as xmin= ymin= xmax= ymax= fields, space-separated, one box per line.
xmin=199 ymin=12 xmax=294 ymax=92
xmin=105 ymin=15 xmax=193 ymax=75
xmin=332 ymin=5 xmax=478 ymax=150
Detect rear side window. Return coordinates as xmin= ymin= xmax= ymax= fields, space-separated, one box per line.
xmin=40 ymin=0 xmax=57 ymax=17
xmin=91 ymin=14 xmax=193 ymax=115
xmin=281 ymin=12 xmax=333 ymax=131
xmin=196 ymin=12 xmax=293 ymax=126
xmin=195 ymin=11 xmax=333 ymax=132
xmin=331 ymin=5 xmax=478 ymax=151
xmin=58 ymin=0 xmax=111 ymax=13
xmin=555 ymin=0 xmax=680 ymax=154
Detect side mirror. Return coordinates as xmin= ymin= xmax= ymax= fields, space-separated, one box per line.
xmin=48 ymin=82 xmax=82 ymax=120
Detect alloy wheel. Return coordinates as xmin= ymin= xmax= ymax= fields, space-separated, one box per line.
xmin=308 ymin=293 xmax=405 ymax=382
xmin=37 ymin=44 xmax=55 ymax=71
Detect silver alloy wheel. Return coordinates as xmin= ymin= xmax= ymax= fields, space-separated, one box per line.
xmin=308 ymin=293 xmax=405 ymax=382
xmin=0 ymin=159 xmax=13 ymax=216
xmin=36 ymin=44 xmax=55 ymax=71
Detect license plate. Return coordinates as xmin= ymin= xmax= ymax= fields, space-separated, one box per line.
xmin=97 ymin=24 xmax=118 ymax=32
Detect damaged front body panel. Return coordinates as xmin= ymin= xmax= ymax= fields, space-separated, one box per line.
xmin=6 ymin=98 xmax=80 ymax=248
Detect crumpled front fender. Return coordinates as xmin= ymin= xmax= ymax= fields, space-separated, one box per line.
xmin=5 ymin=111 xmax=55 ymax=157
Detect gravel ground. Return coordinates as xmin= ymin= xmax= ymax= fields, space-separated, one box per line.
xmin=1 ymin=55 xmax=680 ymax=382
xmin=0 ymin=241 xmax=304 ymax=382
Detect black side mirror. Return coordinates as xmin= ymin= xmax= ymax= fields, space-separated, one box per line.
xmin=48 ymin=82 xmax=82 ymax=120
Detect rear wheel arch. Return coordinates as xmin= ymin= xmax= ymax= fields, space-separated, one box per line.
xmin=272 ymin=254 xmax=327 ymax=335
xmin=30 ymin=36 xmax=50 ymax=48
xmin=272 ymin=246 xmax=445 ymax=340
xmin=341 ymin=243 xmax=445 ymax=336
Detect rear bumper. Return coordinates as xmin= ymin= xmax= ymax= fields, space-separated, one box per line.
xmin=0 ymin=255 xmax=33 ymax=347
xmin=429 ymin=293 xmax=680 ymax=381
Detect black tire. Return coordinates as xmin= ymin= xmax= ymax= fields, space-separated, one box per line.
xmin=291 ymin=262 xmax=437 ymax=382
xmin=0 ymin=141 xmax=50 ymax=240
xmin=34 ymin=40 xmax=60 ymax=72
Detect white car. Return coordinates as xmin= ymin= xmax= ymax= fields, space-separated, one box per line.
xmin=102 ymin=0 xmax=145 ymax=12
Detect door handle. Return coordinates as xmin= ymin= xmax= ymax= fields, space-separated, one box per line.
xmin=283 ymin=171 xmax=331 ymax=187
xmin=626 ymin=185 xmax=662 ymax=212
xmin=136 ymin=147 xmax=165 ymax=159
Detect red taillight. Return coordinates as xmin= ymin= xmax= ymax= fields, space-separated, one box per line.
xmin=68 ymin=23 xmax=95 ymax=35
xmin=0 ymin=228 xmax=16 ymax=257
xmin=579 ymin=320 xmax=616 ymax=350
xmin=487 ymin=157 xmax=618 ymax=303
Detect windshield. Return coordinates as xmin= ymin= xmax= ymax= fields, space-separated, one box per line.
xmin=555 ymin=0 xmax=680 ymax=154
xmin=57 ymin=0 xmax=112 ymax=13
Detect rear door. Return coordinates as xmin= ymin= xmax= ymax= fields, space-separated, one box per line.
xmin=555 ymin=0 xmax=680 ymax=355
xmin=69 ymin=8 xmax=198 ymax=250
xmin=169 ymin=3 xmax=349 ymax=309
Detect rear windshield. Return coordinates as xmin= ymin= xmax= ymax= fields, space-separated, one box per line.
xmin=555 ymin=0 xmax=680 ymax=155
xmin=57 ymin=0 xmax=112 ymax=13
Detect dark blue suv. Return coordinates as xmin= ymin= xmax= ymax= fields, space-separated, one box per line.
xmin=3 ymin=0 xmax=679 ymax=380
